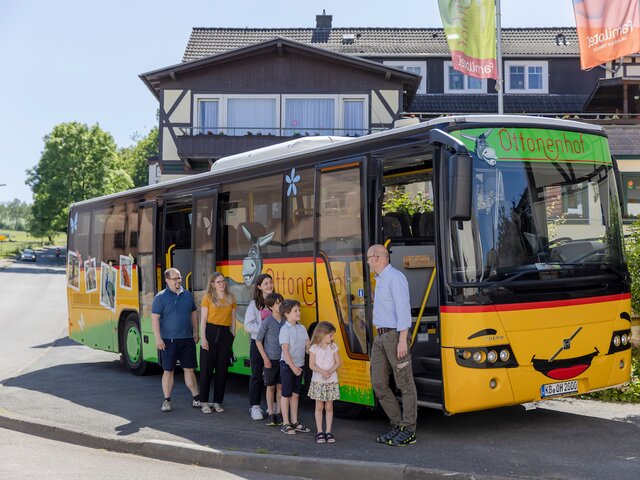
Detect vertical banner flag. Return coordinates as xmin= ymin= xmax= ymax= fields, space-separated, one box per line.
xmin=438 ymin=0 xmax=497 ymax=80
xmin=573 ymin=0 xmax=640 ymax=70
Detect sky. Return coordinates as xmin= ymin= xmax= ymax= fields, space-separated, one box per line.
xmin=0 ymin=0 xmax=578 ymax=203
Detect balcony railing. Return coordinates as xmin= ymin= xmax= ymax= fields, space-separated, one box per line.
xmin=178 ymin=126 xmax=377 ymax=137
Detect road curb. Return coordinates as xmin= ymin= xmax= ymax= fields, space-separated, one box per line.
xmin=0 ymin=411 xmax=509 ymax=480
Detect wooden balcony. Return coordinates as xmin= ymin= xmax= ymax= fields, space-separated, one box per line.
xmin=174 ymin=127 xmax=370 ymax=166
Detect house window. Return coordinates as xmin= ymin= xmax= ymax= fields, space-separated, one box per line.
xmin=342 ymin=98 xmax=366 ymax=136
xmin=194 ymin=94 xmax=367 ymax=137
xmin=622 ymin=173 xmax=640 ymax=220
xmin=197 ymin=99 xmax=219 ymax=134
xmin=444 ymin=62 xmax=486 ymax=93
xmin=284 ymin=97 xmax=335 ymax=136
xmin=505 ymin=61 xmax=548 ymax=93
xmin=227 ymin=97 xmax=277 ymax=136
xmin=383 ymin=61 xmax=427 ymax=94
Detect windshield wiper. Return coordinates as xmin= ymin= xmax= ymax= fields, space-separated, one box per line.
xmin=480 ymin=268 xmax=542 ymax=294
xmin=560 ymin=262 xmax=630 ymax=286
xmin=481 ymin=263 xmax=629 ymax=295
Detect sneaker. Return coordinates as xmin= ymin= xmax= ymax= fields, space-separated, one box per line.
xmin=266 ymin=414 xmax=278 ymax=426
xmin=212 ymin=403 xmax=224 ymax=413
xmin=276 ymin=413 xmax=283 ymax=425
xmin=192 ymin=399 xmax=202 ymax=408
xmin=280 ymin=423 xmax=296 ymax=435
xmin=376 ymin=425 xmax=400 ymax=444
xmin=161 ymin=400 xmax=172 ymax=412
xmin=388 ymin=428 xmax=416 ymax=446
xmin=201 ymin=404 xmax=212 ymax=414
xmin=250 ymin=405 xmax=264 ymax=420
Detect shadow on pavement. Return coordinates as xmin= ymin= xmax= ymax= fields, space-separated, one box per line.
xmin=1 ymin=265 xmax=65 ymax=275
xmin=2 ymin=357 xmax=639 ymax=479
xmin=31 ymin=337 xmax=78 ymax=349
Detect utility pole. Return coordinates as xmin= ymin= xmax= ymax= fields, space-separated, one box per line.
xmin=496 ymin=0 xmax=504 ymax=114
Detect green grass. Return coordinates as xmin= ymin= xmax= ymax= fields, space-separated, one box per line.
xmin=0 ymin=230 xmax=66 ymax=258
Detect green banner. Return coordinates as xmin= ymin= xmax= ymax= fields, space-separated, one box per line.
xmin=452 ymin=127 xmax=612 ymax=165
xmin=438 ymin=0 xmax=497 ymax=79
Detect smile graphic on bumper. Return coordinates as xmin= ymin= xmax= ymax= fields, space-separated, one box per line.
xmin=532 ymin=351 xmax=598 ymax=380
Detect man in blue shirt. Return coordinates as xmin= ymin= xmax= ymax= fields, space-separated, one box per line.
xmin=367 ymin=244 xmax=417 ymax=446
xmin=151 ymin=268 xmax=200 ymax=412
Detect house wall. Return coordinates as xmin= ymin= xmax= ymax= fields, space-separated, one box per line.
xmin=367 ymin=56 xmax=601 ymax=95
xmin=156 ymin=50 xmax=408 ymax=164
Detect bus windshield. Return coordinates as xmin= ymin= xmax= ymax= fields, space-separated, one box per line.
xmin=449 ymin=128 xmax=625 ymax=285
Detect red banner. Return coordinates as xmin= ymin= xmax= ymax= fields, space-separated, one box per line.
xmin=573 ymin=0 xmax=640 ymax=69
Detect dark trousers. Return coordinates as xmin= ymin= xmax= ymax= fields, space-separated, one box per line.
xmin=199 ymin=324 xmax=234 ymax=404
xmin=248 ymin=339 xmax=264 ymax=406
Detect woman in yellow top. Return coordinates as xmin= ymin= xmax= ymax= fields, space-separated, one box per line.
xmin=198 ymin=272 xmax=236 ymax=414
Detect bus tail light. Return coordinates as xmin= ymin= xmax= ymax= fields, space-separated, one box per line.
xmin=455 ymin=345 xmax=518 ymax=369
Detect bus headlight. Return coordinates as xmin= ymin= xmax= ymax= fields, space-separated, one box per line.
xmin=472 ymin=351 xmax=486 ymax=363
xmin=455 ymin=345 xmax=518 ymax=369
xmin=499 ymin=349 xmax=510 ymax=362
xmin=487 ymin=350 xmax=498 ymax=363
xmin=608 ymin=329 xmax=632 ymax=354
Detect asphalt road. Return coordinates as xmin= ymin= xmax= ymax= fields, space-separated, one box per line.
xmin=0 ymin=426 xmax=307 ymax=480
xmin=1 ymin=248 xmax=639 ymax=479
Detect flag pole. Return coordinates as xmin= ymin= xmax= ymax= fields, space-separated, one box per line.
xmin=495 ymin=0 xmax=504 ymax=114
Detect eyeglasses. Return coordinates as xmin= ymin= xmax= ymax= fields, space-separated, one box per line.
xmin=213 ymin=279 xmax=226 ymax=285
xmin=169 ymin=277 xmax=182 ymax=281
xmin=367 ymin=255 xmax=379 ymax=259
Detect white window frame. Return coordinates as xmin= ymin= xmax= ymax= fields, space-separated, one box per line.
xmin=193 ymin=94 xmax=280 ymax=135
xmin=443 ymin=61 xmax=487 ymax=94
xmin=193 ymin=94 xmax=368 ymax=136
xmin=383 ymin=60 xmax=427 ymax=94
xmin=193 ymin=94 xmax=222 ymax=134
xmin=339 ymin=95 xmax=369 ymax=136
xmin=505 ymin=60 xmax=549 ymax=94
xmin=222 ymin=94 xmax=279 ymax=136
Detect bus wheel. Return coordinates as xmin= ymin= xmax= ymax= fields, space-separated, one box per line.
xmin=333 ymin=400 xmax=365 ymax=419
xmin=122 ymin=314 xmax=149 ymax=376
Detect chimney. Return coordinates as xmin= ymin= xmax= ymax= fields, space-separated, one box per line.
xmin=316 ymin=10 xmax=332 ymax=29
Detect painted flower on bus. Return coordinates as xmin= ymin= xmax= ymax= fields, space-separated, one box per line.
xmin=286 ymin=168 xmax=300 ymax=197
xmin=69 ymin=212 xmax=79 ymax=234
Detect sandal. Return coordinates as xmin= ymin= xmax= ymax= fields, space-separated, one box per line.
xmin=292 ymin=422 xmax=311 ymax=433
xmin=325 ymin=432 xmax=336 ymax=443
xmin=281 ymin=423 xmax=296 ymax=435
xmin=315 ymin=432 xmax=326 ymax=444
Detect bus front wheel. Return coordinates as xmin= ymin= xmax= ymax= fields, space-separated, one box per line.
xmin=121 ymin=313 xmax=149 ymax=376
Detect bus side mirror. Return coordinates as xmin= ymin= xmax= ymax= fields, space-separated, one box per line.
xmin=449 ymin=153 xmax=472 ymax=221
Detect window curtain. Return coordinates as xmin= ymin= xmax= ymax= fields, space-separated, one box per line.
xmin=227 ymin=98 xmax=277 ymax=136
xmin=343 ymin=100 xmax=364 ymax=136
xmin=199 ymin=100 xmax=219 ymax=134
xmin=284 ymin=98 xmax=334 ymax=136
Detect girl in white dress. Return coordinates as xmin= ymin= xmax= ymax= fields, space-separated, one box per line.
xmin=308 ymin=321 xmax=342 ymax=443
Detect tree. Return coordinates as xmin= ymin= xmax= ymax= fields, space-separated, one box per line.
xmin=26 ymin=122 xmax=133 ymax=238
xmin=0 ymin=199 xmax=32 ymax=230
xmin=117 ymin=127 xmax=158 ymax=188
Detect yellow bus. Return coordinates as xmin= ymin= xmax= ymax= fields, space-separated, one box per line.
xmin=66 ymin=115 xmax=632 ymax=415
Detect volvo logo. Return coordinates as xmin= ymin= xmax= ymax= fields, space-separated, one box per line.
xmin=550 ymin=327 xmax=583 ymax=361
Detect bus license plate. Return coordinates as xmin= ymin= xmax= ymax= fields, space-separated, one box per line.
xmin=540 ymin=380 xmax=578 ymax=398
